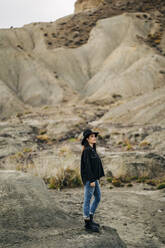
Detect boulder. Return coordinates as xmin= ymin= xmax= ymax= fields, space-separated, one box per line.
xmin=104 ymin=151 xmax=165 ymax=179
xmin=0 ymin=170 xmax=127 ymax=248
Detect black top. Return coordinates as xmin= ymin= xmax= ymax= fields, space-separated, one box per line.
xmin=80 ymin=144 xmax=105 ymax=185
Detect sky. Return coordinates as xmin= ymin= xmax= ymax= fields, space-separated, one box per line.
xmin=0 ymin=0 xmax=76 ymax=29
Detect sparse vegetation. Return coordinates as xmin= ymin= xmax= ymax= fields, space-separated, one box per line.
xmin=3 ymin=144 xmax=82 ymax=190
xmin=39 ymin=129 xmax=47 ymax=135
xmin=105 ymin=174 xmax=165 ymax=189
xmin=157 ymin=183 xmax=165 ymax=190
xmin=106 ymin=177 xmax=113 ymax=183
xmin=45 ymin=166 xmax=82 ymax=190
xmin=117 ymin=140 xmax=123 ymax=145
xmin=122 ymin=137 xmax=134 ymax=150
xmin=23 ymin=147 xmax=32 ymax=153
xmin=130 ymin=176 xmax=138 ymax=181
xmin=139 ymin=140 xmax=151 ymax=147
xmin=68 ymin=138 xmax=77 ymax=142
xmin=36 ymin=134 xmax=50 ymax=142
xmin=58 ymin=145 xmax=71 ymax=155
xmin=126 ymin=143 xmax=133 ymax=150
xmin=112 ymin=178 xmax=123 ymax=187
xmin=16 ymin=112 xmax=23 ymax=118
xmin=24 ymin=110 xmax=32 ymax=115
xmin=119 ymin=176 xmax=131 ymax=183
xmin=42 ymin=105 xmax=49 ymax=110
xmin=127 ymin=183 xmax=133 ymax=187
xmin=14 ymin=152 xmax=24 ymax=159
xmin=136 ymin=176 xmax=150 ymax=183
xmin=146 ymin=179 xmax=157 ymax=186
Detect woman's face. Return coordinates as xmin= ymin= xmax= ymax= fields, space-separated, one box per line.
xmin=86 ymin=134 xmax=97 ymax=145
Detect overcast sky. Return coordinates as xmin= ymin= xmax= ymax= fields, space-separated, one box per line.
xmin=0 ymin=0 xmax=75 ymax=29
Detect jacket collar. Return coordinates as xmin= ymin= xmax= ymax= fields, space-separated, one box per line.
xmin=86 ymin=143 xmax=95 ymax=151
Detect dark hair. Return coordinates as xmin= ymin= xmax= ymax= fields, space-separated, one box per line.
xmin=81 ymin=139 xmax=97 ymax=153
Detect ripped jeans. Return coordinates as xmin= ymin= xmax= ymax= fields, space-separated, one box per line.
xmin=83 ymin=179 xmax=101 ymax=219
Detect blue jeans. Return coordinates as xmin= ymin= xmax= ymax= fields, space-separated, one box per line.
xmin=83 ymin=179 xmax=101 ymax=219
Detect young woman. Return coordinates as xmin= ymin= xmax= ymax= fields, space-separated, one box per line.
xmin=80 ymin=128 xmax=105 ymax=232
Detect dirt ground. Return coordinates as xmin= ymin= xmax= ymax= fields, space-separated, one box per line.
xmin=49 ymin=182 xmax=165 ymax=248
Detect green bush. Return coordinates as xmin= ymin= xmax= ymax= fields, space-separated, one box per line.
xmin=127 ymin=183 xmax=133 ymax=187
xmin=157 ymin=183 xmax=165 ymax=190
xmin=106 ymin=177 xmax=113 ymax=183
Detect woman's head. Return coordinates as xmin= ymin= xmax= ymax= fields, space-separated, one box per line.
xmin=81 ymin=129 xmax=99 ymax=152
xmin=86 ymin=133 xmax=97 ymax=145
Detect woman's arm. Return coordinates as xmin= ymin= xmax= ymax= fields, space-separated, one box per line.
xmin=83 ymin=148 xmax=96 ymax=184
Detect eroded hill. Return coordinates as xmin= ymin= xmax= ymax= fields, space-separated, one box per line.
xmin=0 ymin=0 xmax=165 ymax=120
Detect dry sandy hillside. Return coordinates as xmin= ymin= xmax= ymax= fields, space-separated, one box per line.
xmin=0 ymin=0 xmax=165 ymax=120
xmin=0 ymin=0 xmax=165 ymax=247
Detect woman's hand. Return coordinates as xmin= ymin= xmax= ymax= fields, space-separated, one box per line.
xmin=90 ymin=182 xmax=95 ymax=187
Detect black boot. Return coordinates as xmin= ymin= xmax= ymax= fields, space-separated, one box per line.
xmin=84 ymin=219 xmax=100 ymax=232
xmin=89 ymin=214 xmax=100 ymax=227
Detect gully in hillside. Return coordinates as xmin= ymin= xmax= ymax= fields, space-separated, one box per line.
xmin=80 ymin=128 xmax=105 ymax=232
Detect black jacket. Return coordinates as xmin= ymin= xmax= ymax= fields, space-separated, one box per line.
xmin=80 ymin=144 xmax=105 ymax=185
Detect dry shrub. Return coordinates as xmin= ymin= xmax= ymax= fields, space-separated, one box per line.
xmin=136 ymin=176 xmax=150 ymax=183
xmin=112 ymin=178 xmax=123 ymax=187
xmin=139 ymin=140 xmax=151 ymax=147
xmin=130 ymin=176 xmax=138 ymax=181
xmin=16 ymin=112 xmax=23 ymax=118
xmin=118 ymin=176 xmax=131 ymax=183
xmin=36 ymin=135 xmax=50 ymax=142
xmin=157 ymin=183 xmax=165 ymax=190
xmin=4 ymin=153 xmax=82 ymax=190
xmin=122 ymin=137 xmax=133 ymax=150
xmin=39 ymin=129 xmax=47 ymax=135
xmin=24 ymin=111 xmax=32 ymax=115
xmin=23 ymin=147 xmax=32 ymax=153
xmin=46 ymin=166 xmax=82 ymax=190
xmin=59 ymin=145 xmax=71 ymax=155
xmin=126 ymin=143 xmax=133 ymax=150
xmin=146 ymin=179 xmax=157 ymax=186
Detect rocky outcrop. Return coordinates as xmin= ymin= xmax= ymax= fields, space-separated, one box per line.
xmin=0 ymin=170 xmax=73 ymax=227
xmin=0 ymin=170 xmax=127 ymax=248
xmin=74 ymin=0 xmax=103 ymax=13
xmin=104 ymin=151 xmax=165 ymax=179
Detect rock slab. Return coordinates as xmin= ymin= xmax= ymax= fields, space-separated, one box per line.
xmin=0 ymin=170 xmax=127 ymax=248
